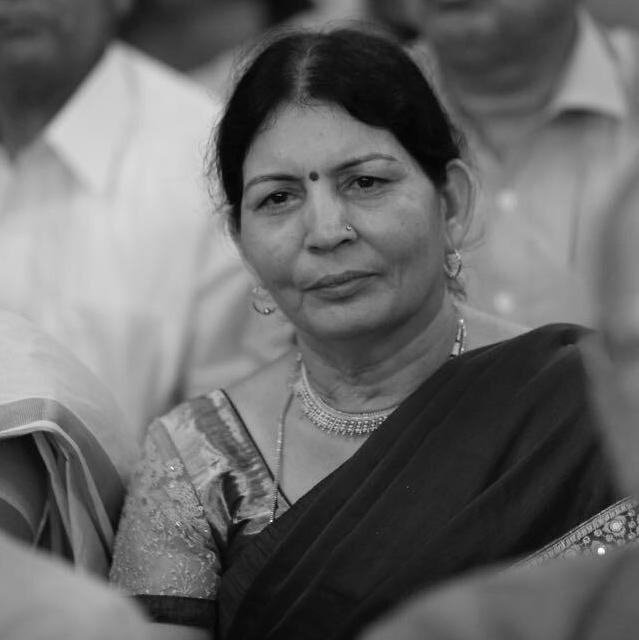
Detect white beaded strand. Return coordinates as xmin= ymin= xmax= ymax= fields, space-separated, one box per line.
xmin=294 ymin=317 xmax=467 ymax=438
xmin=268 ymin=317 xmax=467 ymax=523
xmin=269 ymin=390 xmax=294 ymax=523
xmin=294 ymin=362 xmax=396 ymax=437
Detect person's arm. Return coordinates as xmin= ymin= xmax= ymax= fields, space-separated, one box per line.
xmin=110 ymin=419 xmax=221 ymax=634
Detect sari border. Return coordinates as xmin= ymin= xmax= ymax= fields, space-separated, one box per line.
xmin=134 ymin=594 xmax=215 ymax=628
xmin=203 ymin=389 xmax=292 ymax=509
xmin=522 ymin=497 xmax=637 ymax=567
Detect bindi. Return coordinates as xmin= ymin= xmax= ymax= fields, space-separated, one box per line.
xmin=308 ymin=171 xmax=319 ymax=182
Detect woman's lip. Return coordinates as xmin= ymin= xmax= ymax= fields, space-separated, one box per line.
xmin=304 ymin=272 xmax=376 ymax=300
xmin=305 ymin=271 xmax=375 ymax=290
xmin=430 ymin=0 xmax=476 ymax=9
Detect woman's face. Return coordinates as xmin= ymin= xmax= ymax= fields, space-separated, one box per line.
xmin=239 ymin=102 xmax=460 ymax=343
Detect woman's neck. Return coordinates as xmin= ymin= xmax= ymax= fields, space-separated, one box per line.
xmin=297 ymin=294 xmax=460 ymax=413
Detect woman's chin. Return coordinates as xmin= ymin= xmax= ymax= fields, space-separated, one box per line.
xmin=298 ymin=308 xmax=398 ymax=344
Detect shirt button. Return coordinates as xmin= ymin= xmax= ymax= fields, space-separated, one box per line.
xmin=496 ymin=190 xmax=518 ymax=213
xmin=494 ymin=291 xmax=516 ymax=316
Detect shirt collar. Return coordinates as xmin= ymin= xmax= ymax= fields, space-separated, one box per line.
xmin=550 ymin=10 xmax=628 ymax=119
xmin=45 ymin=42 xmax=135 ymax=192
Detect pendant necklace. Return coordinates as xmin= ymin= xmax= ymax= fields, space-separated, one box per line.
xmin=269 ymin=317 xmax=467 ymax=522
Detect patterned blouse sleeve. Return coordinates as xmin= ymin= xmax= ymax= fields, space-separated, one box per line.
xmin=109 ymin=418 xmax=220 ymax=627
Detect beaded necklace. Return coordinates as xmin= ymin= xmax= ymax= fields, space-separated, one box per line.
xmin=269 ymin=317 xmax=467 ymax=521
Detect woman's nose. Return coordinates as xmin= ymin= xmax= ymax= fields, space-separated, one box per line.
xmin=303 ymin=189 xmax=354 ymax=252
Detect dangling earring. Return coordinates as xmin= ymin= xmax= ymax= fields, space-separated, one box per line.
xmin=443 ymin=249 xmax=463 ymax=280
xmin=251 ymin=285 xmax=277 ymax=316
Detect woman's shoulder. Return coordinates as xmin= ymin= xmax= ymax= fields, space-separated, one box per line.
xmin=224 ymin=351 xmax=298 ymax=472
xmin=497 ymin=322 xmax=592 ymax=363
xmin=460 ymin=301 xmax=590 ymax=365
xmin=458 ymin=303 xmax=528 ymax=350
xmin=226 ymin=350 xmax=297 ymax=399
xmin=145 ymin=386 xmax=255 ymax=473
xmin=151 ymin=389 xmax=238 ymax=439
xmin=457 ymin=317 xmax=593 ymax=405
xmin=146 ymin=351 xmax=297 ymax=473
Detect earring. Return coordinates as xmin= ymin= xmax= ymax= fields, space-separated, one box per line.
xmin=443 ymin=249 xmax=463 ymax=279
xmin=251 ymin=285 xmax=277 ymax=316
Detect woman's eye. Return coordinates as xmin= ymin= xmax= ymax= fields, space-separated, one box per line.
xmin=350 ymin=176 xmax=386 ymax=191
xmin=260 ymin=191 xmax=292 ymax=208
xmin=356 ymin=176 xmax=376 ymax=189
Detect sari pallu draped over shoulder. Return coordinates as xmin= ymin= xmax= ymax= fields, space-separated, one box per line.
xmin=0 ymin=311 xmax=136 ymax=575
xmin=218 ymin=324 xmax=621 ymax=640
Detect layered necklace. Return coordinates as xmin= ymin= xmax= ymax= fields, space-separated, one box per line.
xmin=269 ymin=317 xmax=467 ymax=521
xmin=293 ymin=360 xmax=395 ymax=437
xmin=294 ymin=316 xmax=466 ymax=437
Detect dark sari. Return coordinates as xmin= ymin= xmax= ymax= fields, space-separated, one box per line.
xmin=217 ymin=325 xmax=620 ymax=640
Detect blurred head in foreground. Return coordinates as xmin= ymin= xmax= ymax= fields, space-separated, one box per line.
xmin=585 ymin=159 xmax=639 ymax=499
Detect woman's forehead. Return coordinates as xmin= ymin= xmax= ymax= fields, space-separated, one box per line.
xmin=244 ymin=102 xmax=410 ymax=171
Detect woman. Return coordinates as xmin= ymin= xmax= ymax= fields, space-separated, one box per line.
xmin=0 ymin=310 xmax=135 ymax=575
xmin=361 ymin=158 xmax=639 ymax=640
xmin=110 ymin=27 xmax=622 ymax=639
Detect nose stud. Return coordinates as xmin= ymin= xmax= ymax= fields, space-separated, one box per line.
xmin=345 ymin=224 xmax=354 ymax=232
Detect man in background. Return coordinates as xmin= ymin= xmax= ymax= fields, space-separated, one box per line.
xmin=363 ymin=159 xmax=639 ymax=640
xmin=405 ymin=0 xmax=639 ymax=327
xmin=0 ymin=0 xmax=291 ymax=438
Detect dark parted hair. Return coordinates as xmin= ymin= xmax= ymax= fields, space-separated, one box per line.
xmin=213 ymin=26 xmax=463 ymax=233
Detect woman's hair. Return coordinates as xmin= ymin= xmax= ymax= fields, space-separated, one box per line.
xmin=212 ymin=26 xmax=464 ymax=233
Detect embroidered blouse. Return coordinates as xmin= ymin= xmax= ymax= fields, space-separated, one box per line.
xmin=111 ymin=388 xmax=639 ymax=628
xmin=109 ymin=390 xmax=288 ymax=627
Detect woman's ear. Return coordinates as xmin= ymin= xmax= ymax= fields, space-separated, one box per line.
xmin=440 ymin=159 xmax=476 ymax=248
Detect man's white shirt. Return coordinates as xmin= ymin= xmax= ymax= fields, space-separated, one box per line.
xmin=0 ymin=43 xmax=291 ymax=437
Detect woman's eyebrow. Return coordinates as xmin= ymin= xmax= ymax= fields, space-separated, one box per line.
xmin=244 ymin=173 xmax=299 ymax=192
xmin=244 ymin=154 xmax=399 ymax=192
xmin=334 ymin=153 xmax=399 ymax=172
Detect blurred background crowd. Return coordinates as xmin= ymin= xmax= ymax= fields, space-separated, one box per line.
xmin=4 ymin=0 xmax=639 ymax=638
xmin=119 ymin=1 xmax=639 ymax=101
